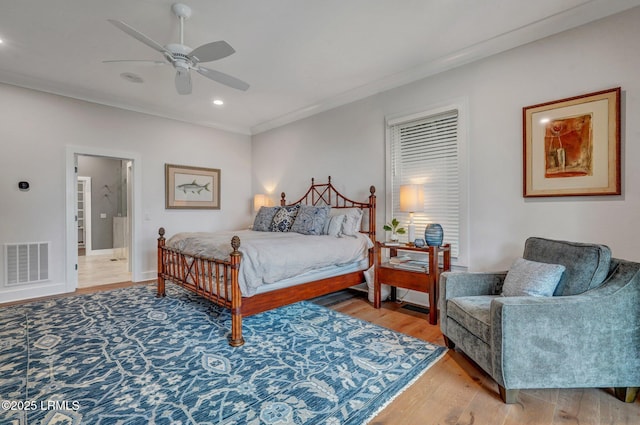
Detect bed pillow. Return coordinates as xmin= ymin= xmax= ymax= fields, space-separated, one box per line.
xmin=333 ymin=208 xmax=363 ymax=236
xmin=252 ymin=206 xmax=279 ymax=232
xmin=291 ymin=205 xmax=330 ymax=235
xmin=269 ymin=205 xmax=301 ymax=232
xmin=322 ymin=214 xmax=345 ymax=237
xmin=502 ymin=258 xmax=566 ymax=297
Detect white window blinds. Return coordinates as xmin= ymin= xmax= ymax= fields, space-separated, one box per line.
xmin=388 ymin=109 xmax=460 ymax=257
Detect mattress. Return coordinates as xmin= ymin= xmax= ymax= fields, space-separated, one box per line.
xmin=166 ymin=229 xmax=373 ymax=297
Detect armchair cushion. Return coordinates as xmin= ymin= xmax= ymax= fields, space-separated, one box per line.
xmin=501 ymin=258 xmax=565 ymax=297
xmin=523 ymin=237 xmax=611 ymax=296
xmin=447 ymin=295 xmax=497 ymax=344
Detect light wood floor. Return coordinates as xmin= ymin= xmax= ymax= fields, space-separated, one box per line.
xmin=2 ymin=282 xmax=638 ymax=424
xmin=78 ymin=253 xmax=131 ymax=288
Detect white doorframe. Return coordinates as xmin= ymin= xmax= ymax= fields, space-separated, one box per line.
xmin=126 ymin=161 xmax=133 ymax=272
xmin=65 ymin=146 xmax=142 ymax=293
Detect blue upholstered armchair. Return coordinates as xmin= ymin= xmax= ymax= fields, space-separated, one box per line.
xmin=439 ymin=237 xmax=640 ymax=403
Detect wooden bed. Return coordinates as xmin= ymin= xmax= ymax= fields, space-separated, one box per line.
xmin=157 ymin=177 xmax=376 ymax=346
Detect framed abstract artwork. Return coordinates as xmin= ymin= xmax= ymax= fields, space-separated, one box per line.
xmin=165 ymin=164 xmax=221 ymax=209
xmin=523 ymin=87 xmax=621 ymax=197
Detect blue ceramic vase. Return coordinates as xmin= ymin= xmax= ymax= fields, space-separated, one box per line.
xmin=425 ymin=223 xmax=443 ymax=246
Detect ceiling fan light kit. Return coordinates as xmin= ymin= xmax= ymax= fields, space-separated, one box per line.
xmin=105 ymin=3 xmax=249 ymax=95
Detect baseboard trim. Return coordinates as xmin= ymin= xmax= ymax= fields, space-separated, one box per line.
xmin=0 ymin=282 xmax=71 ymax=305
xmin=86 ymin=248 xmax=115 ymax=257
xmin=139 ymin=271 xmax=157 ymax=282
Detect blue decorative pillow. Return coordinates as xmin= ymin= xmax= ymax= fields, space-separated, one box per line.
xmin=502 ymin=258 xmax=566 ymax=297
xmin=252 ymin=206 xmax=279 ymax=232
xmin=291 ymin=205 xmax=330 ymax=235
xmin=269 ymin=205 xmax=301 ymax=232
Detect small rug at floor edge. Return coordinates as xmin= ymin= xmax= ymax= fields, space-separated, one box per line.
xmin=0 ymin=284 xmax=446 ymax=425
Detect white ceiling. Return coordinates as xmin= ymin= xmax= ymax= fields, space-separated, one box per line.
xmin=1 ymin=0 xmax=639 ymax=135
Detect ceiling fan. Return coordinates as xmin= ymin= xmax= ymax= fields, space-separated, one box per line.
xmin=105 ymin=3 xmax=249 ymax=95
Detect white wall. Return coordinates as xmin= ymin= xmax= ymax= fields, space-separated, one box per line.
xmin=0 ymin=84 xmax=252 ymax=303
xmin=252 ymin=8 xmax=640 ymax=271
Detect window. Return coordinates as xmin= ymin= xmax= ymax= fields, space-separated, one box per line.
xmin=386 ymin=105 xmax=464 ymax=259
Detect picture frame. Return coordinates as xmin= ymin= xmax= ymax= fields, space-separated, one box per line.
xmin=165 ymin=164 xmax=220 ymax=209
xmin=523 ymin=87 xmax=620 ymax=197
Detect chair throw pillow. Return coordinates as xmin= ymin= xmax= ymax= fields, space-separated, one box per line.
xmin=252 ymin=206 xmax=279 ymax=232
xmin=269 ymin=205 xmax=301 ymax=232
xmin=291 ymin=205 xmax=330 ymax=235
xmin=502 ymin=258 xmax=566 ymax=297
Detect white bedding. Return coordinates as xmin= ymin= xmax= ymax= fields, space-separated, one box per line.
xmin=166 ymin=230 xmax=373 ymax=296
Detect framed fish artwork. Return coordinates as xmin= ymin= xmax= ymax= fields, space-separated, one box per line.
xmin=165 ymin=164 xmax=221 ymax=209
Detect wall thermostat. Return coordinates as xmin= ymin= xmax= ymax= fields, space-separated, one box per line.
xmin=18 ymin=181 xmax=30 ymax=191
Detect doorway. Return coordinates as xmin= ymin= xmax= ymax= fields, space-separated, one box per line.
xmin=76 ymin=155 xmax=132 ymax=287
xmin=65 ymin=146 xmax=142 ymax=292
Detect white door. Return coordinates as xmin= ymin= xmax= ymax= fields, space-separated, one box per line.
xmin=77 ymin=176 xmax=92 ymax=253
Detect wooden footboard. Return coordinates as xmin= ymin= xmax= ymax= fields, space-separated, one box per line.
xmin=157 ymin=228 xmax=245 ymax=346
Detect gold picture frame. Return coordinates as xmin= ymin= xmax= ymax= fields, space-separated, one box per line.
xmin=523 ymin=87 xmax=621 ymax=197
xmin=165 ymin=164 xmax=220 ymax=209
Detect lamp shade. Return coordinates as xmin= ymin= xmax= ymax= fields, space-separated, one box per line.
xmin=399 ymin=184 xmax=424 ymax=213
xmin=253 ymin=194 xmax=269 ymax=211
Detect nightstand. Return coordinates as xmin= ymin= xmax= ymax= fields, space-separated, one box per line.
xmin=374 ymin=241 xmax=451 ymax=325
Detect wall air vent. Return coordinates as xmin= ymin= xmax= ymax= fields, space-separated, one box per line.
xmin=4 ymin=242 xmax=50 ymax=285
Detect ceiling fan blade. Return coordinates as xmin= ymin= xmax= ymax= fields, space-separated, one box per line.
xmin=188 ymin=41 xmax=235 ymax=63
xmin=196 ymin=66 xmax=250 ymax=91
xmin=175 ymin=69 xmax=192 ymax=95
xmin=108 ymin=19 xmax=171 ymax=56
xmin=102 ymin=59 xmax=166 ymax=65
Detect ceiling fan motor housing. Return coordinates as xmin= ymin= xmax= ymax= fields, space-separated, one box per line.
xmin=166 ymin=43 xmax=194 ymax=67
xmin=166 ymin=43 xmax=192 ymax=56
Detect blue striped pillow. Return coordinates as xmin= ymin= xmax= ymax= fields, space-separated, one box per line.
xmin=253 ymin=206 xmax=279 ymax=231
xmin=322 ymin=214 xmax=345 ymax=237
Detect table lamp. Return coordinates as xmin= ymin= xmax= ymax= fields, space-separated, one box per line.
xmin=253 ymin=194 xmax=270 ymax=211
xmin=399 ymin=184 xmax=424 ymax=244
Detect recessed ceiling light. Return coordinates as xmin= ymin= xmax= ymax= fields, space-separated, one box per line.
xmin=213 ymin=99 xmax=224 ymax=106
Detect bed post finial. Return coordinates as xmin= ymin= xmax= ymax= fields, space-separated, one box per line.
xmin=231 ymin=235 xmax=241 ymax=252
xmin=311 ymin=177 xmax=315 ymax=185
xmin=280 ymin=192 xmax=286 ymax=206
xmin=158 ymin=227 xmax=165 ymax=239
xmin=369 ymin=185 xmax=375 ymax=195
xmin=328 ymin=176 xmax=331 ymax=183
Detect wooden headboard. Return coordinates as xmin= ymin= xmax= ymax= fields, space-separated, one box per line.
xmin=279 ymin=176 xmax=376 ymax=244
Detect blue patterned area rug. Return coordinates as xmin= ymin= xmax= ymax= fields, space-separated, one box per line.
xmin=0 ymin=284 xmax=446 ymax=425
